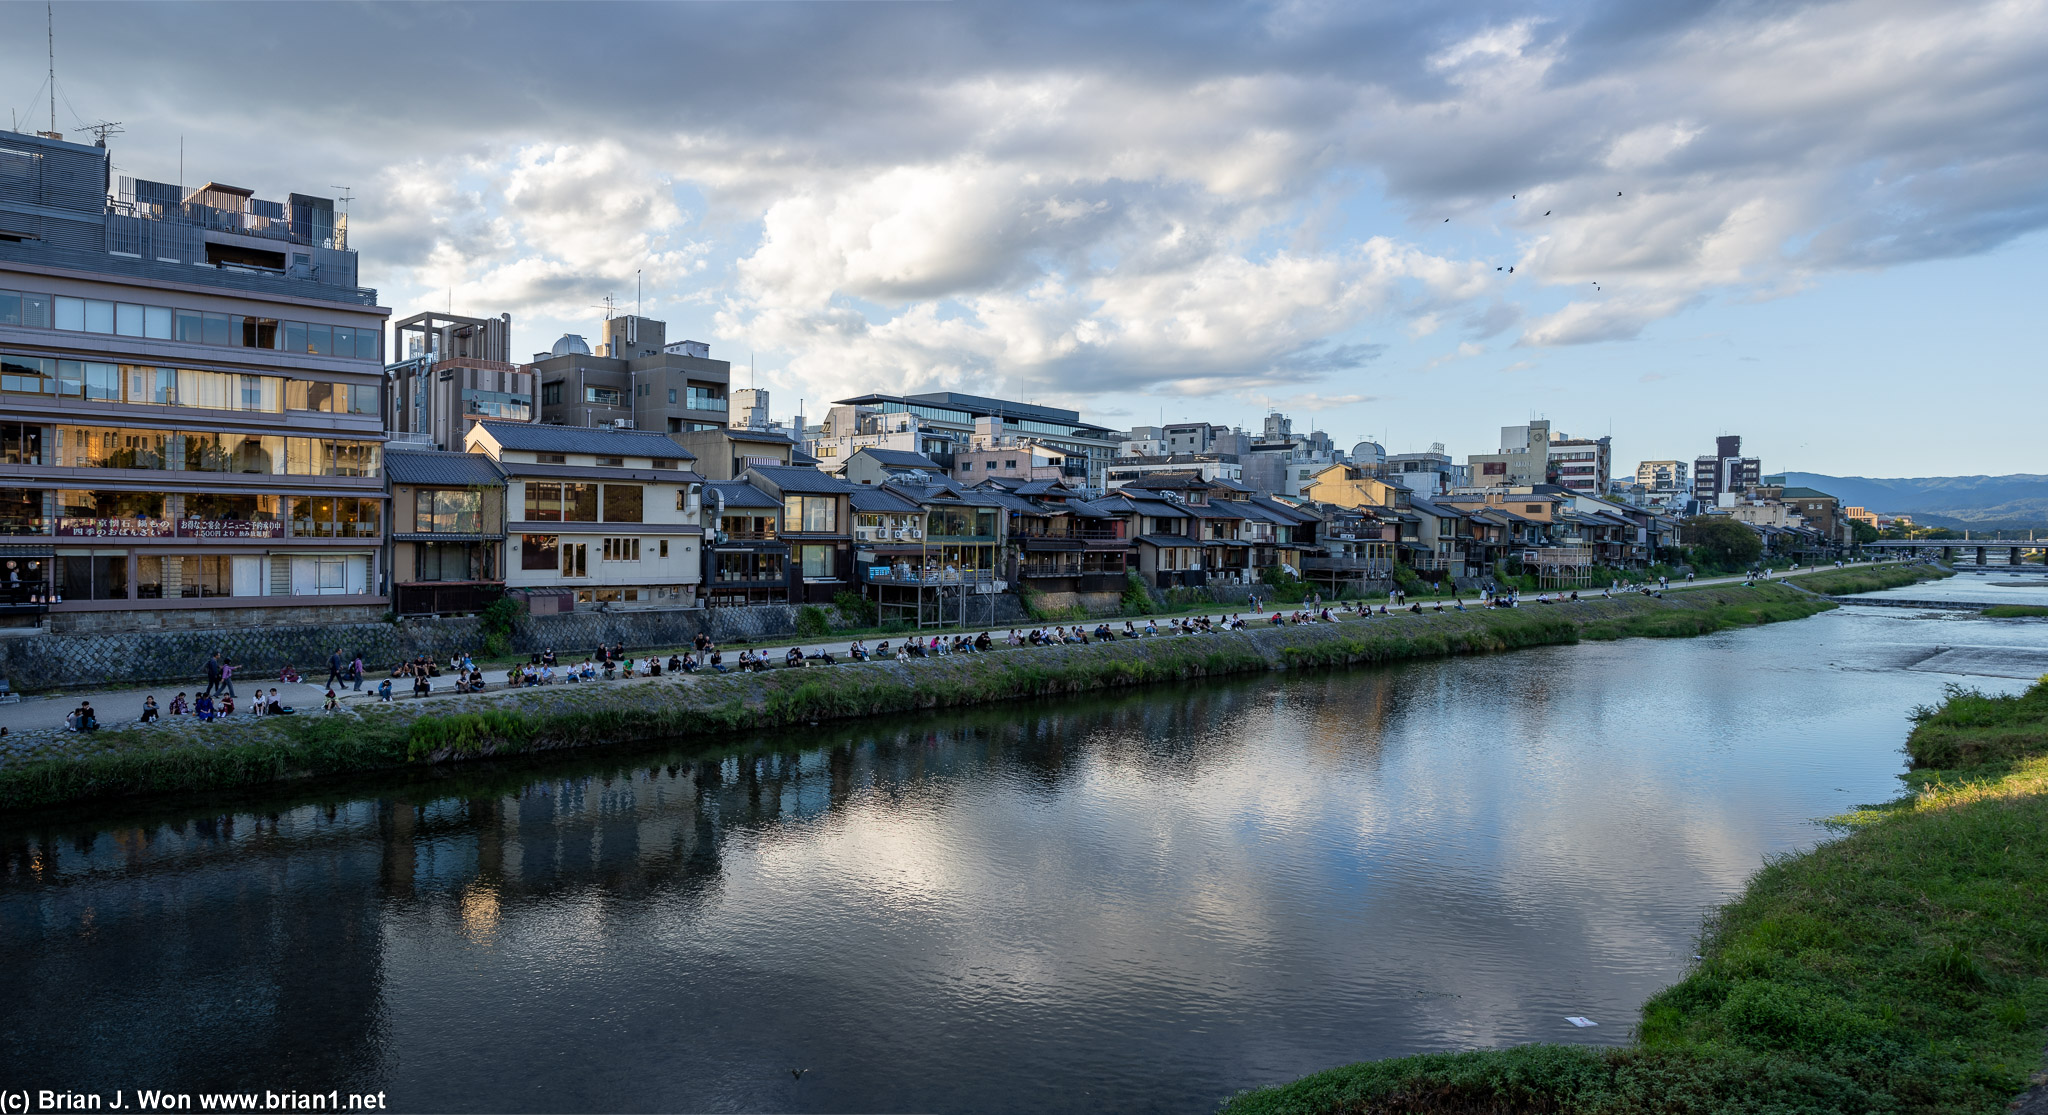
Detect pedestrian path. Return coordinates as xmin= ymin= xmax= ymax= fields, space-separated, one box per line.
xmin=0 ymin=561 xmax=1901 ymax=736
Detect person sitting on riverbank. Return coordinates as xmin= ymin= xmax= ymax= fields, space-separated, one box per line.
xmin=195 ymin=693 xmax=216 ymax=721
xmin=280 ymin=665 xmax=302 ymax=684
xmin=376 ymin=680 xmax=393 ymax=702
xmin=815 ymin=648 xmax=838 ymax=666
xmin=708 ymin=647 xmax=724 ymax=673
xmin=542 ymin=648 xmax=558 ymax=667
xmin=418 ymin=673 xmax=437 ymax=698
xmin=602 ymin=657 xmax=617 ymax=680
xmin=785 ymin=646 xmax=807 ymax=668
xmin=219 ymin=694 xmax=237 ymax=716
xmin=850 ymin=639 xmax=868 ymax=661
xmin=975 ymin=631 xmax=993 ymax=652
xmin=266 ymin=689 xmax=291 ymax=715
xmin=140 ymin=695 xmax=159 ymax=724
xmin=668 ymin=653 xmax=685 ymax=672
xmin=170 ymin=692 xmax=189 ymax=716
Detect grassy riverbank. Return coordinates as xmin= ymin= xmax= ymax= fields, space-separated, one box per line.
xmin=1984 ymin=605 xmax=2048 ymax=619
xmin=0 ymin=585 xmax=1832 ymax=813
xmin=1223 ymin=677 xmax=2048 ymax=1115
xmin=1786 ymin=563 xmax=1954 ymax=596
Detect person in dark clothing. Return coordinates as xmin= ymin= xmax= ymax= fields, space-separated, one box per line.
xmin=204 ymin=652 xmax=223 ymax=697
xmin=140 ymin=696 xmax=159 ymax=724
xmin=325 ymin=648 xmax=346 ymax=689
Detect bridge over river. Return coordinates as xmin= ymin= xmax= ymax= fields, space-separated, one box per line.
xmin=1863 ymin=536 xmax=2046 ymax=567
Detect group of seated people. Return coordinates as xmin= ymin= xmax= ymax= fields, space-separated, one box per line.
xmin=391 ymin=655 xmax=442 ymax=680
xmin=147 ymin=688 xmax=295 ymax=722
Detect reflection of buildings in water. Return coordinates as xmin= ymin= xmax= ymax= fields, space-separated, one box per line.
xmin=0 ymin=813 xmax=389 ymax=1090
xmin=0 ymin=679 xmax=1277 ymax=1091
xmin=1300 ymin=671 xmax=1395 ymax=767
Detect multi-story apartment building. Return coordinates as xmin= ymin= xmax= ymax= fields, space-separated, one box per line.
xmin=531 ymin=315 xmax=731 ymax=435
xmin=1693 ymin=435 xmax=1762 ymax=504
xmin=832 ymin=391 xmax=1121 ymax=488
xmin=466 ymin=420 xmax=705 ymax=613
xmin=1119 ymin=421 xmax=1252 ymax=459
xmin=1635 ymin=459 xmax=1689 ymax=492
xmin=386 ymin=310 xmax=531 ymax=451
xmin=0 ymin=129 xmax=389 ymax=631
xmin=1548 ymin=434 xmax=1611 ymax=494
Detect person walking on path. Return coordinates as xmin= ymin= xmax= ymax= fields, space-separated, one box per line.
xmin=325 ymin=648 xmax=346 ymax=690
xmin=204 ymin=651 xmax=223 ymax=698
xmin=350 ymin=653 xmax=365 ymax=691
xmin=219 ymin=658 xmax=237 ymax=699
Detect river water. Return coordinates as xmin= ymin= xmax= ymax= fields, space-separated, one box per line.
xmin=3 ymin=604 xmax=2044 ymax=1113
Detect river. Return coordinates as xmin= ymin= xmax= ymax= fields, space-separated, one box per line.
xmin=3 ymin=603 xmax=2043 ymax=1113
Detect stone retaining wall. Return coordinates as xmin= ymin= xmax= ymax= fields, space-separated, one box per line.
xmin=0 ymin=594 xmax=1034 ymax=695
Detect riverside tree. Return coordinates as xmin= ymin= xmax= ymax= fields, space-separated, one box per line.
xmin=1680 ymin=515 xmax=1763 ymax=570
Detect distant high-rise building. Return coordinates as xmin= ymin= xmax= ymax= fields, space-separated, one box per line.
xmin=1693 ymin=435 xmax=1762 ymax=504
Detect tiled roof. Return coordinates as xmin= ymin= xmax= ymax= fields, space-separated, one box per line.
xmin=706 ymin=480 xmax=780 ymax=509
xmin=748 ymin=464 xmax=857 ymax=494
xmin=384 ymin=450 xmax=506 ymax=488
xmin=850 ymin=486 xmax=922 ymax=513
xmin=851 ymin=448 xmax=944 ymax=470
xmin=474 ymin=420 xmax=697 ymax=459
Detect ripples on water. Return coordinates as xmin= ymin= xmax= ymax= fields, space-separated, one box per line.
xmin=3 ymin=607 xmax=2044 ymax=1113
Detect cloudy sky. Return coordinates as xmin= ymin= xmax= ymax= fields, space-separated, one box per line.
xmin=6 ymin=0 xmax=2044 ymax=475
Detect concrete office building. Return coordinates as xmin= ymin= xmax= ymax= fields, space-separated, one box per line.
xmin=0 ymin=128 xmax=389 ymax=631
xmin=1241 ymin=412 xmax=1347 ymax=498
xmin=531 ymin=314 xmax=731 ymax=435
xmin=386 ymin=310 xmax=531 ymax=451
xmin=1467 ymin=419 xmax=1552 ymax=488
xmin=1384 ymin=444 xmax=1468 ymax=494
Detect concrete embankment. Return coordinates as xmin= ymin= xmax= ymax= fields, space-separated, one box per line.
xmin=0 ymin=585 xmax=1830 ymax=812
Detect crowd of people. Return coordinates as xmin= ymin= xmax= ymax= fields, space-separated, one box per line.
xmin=84 ymin=566 xmax=1834 ymax=731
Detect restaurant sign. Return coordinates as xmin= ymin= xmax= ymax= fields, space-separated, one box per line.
xmin=55 ymin=518 xmax=285 ymax=539
xmin=56 ymin=517 xmax=174 ymax=538
xmin=176 ymin=518 xmax=285 ymax=539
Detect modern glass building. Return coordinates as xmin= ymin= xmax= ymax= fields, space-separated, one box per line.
xmin=0 ymin=128 xmax=389 ymax=631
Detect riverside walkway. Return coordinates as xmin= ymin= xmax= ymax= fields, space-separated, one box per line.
xmin=0 ymin=564 xmax=1895 ymax=737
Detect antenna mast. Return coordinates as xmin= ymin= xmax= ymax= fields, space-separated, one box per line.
xmin=49 ymin=3 xmax=56 ymax=138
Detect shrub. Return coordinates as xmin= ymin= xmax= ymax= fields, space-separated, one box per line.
xmin=1257 ymin=565 xmax=1310 ymax=604
xmin=477 ymin=596 xmax=524 ymax=658
xmin=794 ymin=604 xmax=831 ymax=638
xmin=832 ymin=589 xmax=878 ymax=627
xmin=1120 ymin=571 xmax=1158 ymax=615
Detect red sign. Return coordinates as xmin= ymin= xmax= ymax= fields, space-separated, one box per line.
xmin=57 ymin=517 xmax=174 ymax=538
xmin=177 ymin=518 xmax=285 ymax=539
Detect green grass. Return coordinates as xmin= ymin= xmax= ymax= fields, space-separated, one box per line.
xmin=1224 ymin=676 xmax=2048 ymax=1115
xmin=0 ymin=587 xmax=1833 ymax=813
xmin=1982 ymin=605 xmax=2048 ymax=619
xmin=1786 ymin=563 xmax=1954 ymax=596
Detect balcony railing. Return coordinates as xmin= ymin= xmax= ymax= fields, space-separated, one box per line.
xmin=867 ymin=568 xmax=998 ymax=586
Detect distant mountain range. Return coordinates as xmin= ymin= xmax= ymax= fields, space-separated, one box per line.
xmin=1780 ymin=473 xmax=2048 ymax=530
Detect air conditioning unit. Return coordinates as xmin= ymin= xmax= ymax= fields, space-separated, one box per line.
xmin=610 ymin=419 xmax=634 ymax=430
xmin=855 ymin=527 xmax=873 ymax=541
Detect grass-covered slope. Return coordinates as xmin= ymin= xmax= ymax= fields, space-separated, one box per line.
xmin=1225 ymin=677 xmax=2048 ymax=1115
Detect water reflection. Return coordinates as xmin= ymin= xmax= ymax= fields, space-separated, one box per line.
xmin=3 ymin=608 xmax=2044 ymax=1114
